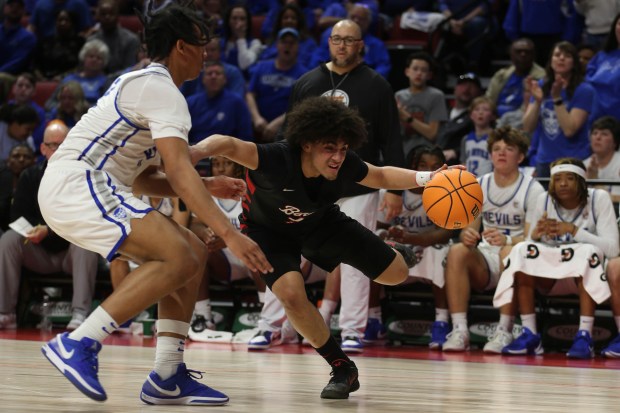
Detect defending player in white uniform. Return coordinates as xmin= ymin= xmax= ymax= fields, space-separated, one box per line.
xmin=36 ymin=4 xmax=271 ymax=405
xmin=495 ymin=158 xmax=619 ymax=358
xmin=443 ymin=126 xmax=545 ymax=353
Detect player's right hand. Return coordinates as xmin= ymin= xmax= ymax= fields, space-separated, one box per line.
xmin=460 ymin=226 xmax=481 ymax=248
xmin=224 ymin=231 xmax=273 ymax=274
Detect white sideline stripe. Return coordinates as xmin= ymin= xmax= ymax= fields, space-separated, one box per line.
xmin=43 ymin=344 xmax=104 ymax=396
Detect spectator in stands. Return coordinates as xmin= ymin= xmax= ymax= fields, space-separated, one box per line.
xmin=439 ymin=0 xmax=494 ymax=72
xmin=460 ymin=95 xmax=495 ymax=177
xmin=396 ymin=52 xmax=448 ymax=155
xmin=382 ymin=0 xmax=434 ymax=16
xmin=374 ymin=145 xmax=454 ymax=349
xmin=485 ymin=38 xmax=545 ymax=118
xmin=0 ymin=0 xmax=37 ymax=77
xmin=443 ymin=126 xmax=545 ymax=353
xmin=260 ymin=0 xmax=319 ymax=42
xmin=28 ymin=0 xmax=93 ymax=40
xmin=311 ymin=3 xmax=391 ymax=78
xmin=221 ymin=4 xmax=263 ymax=77
xmin=8 ymin=73 xmax=46 ymax=150
xmin=46 ymin=81 xmax=89 ymax=128
xmin=259 ymin=3 xmax=317 ymax=69
xmin=523 ymin=41 xmax=594 ymax=178
xmin=503 ymin=0 xmax=567 ymax=66
xmin=0 ymin=121 xmax=99 ymax=330
xmin=55 ymin=39 xmax=111 ymax=107
xmin=189 ymin=156 xmax=266 ymax=342
xmin=88 ymin=0 xmax=140 ymax=76
xmin=586 ymin=13 xmax=620 ymax=123
xmin=33 ymin=9 xmax=84 ymax=81
xmin=317 ymin=0 xmax=379 ymax=32
xmin=0 ymin=103 xmax=38 ymax=163
xmin=187 ymin=61 xmax=253 ymax=144
xmin=496 ymin=158 xmax=619 ymax=358
xmin=181 ymin=38 xmax=246 ymax=99
xmin=577 ymin=43 xmax=596 ymax=73
xmin=437 ymin=72 xmax=482 ymax=165
xmin=0 ymin=143 xmax=35 ymax=231
xmin=246 ymin=28 xmax=308 ymax=143
xmin=574 ymin=0 xmax=620 ymax=51
xmin=584 ymin=116 xmax=620 ymax=200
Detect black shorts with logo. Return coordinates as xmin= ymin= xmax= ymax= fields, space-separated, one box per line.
xmin=245 ymin=208 xmax=396 ymax=288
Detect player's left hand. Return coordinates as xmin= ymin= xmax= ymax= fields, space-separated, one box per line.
xmin=482 ymin=228 xmax=505 ymax=246
xmin=379 ymin=191 xmax=403 ymax=221
xmin=203 ymin=175 xmax=246 ymax=200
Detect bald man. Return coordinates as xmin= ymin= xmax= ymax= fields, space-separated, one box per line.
xmin=0 ymin=120 xmax=99 ymax=331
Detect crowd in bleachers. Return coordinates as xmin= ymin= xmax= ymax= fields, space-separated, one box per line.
xmin=2 ymin=0 xmax=620 ymax=359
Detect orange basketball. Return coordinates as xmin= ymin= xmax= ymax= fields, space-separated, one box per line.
xmin=422 ymin=169 xmax=483 ymax=230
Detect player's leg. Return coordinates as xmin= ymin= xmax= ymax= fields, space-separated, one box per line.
xmin=602 ymin=257 xmax=620 ymax=357
xmin=62 ymin=245 xmax=98 ymax=330
xmin=443 ymin=244 xmax=488 ymax=351
xmin=567 ymin=278 xmax=596 ymax=359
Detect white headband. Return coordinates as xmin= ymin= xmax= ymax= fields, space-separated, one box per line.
xmin=550 ymin=164 xmax=586 ymax=180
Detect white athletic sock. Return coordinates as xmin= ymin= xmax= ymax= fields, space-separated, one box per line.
xmin=68 ymin=306 xmax=118 ymax=343
xmin=319 ymin=299 xmax=338 ymax=326
xmin=154 ymin=336 xmax=186 ymax=380
xmin=578 ymin=315 xmax=595 ymax=335
xmin=194 ymin=299 xmax=212 ymax=320
xmin=451 ymin=312 xmax=468 ymax=332
xmin=368 ymin=306 xmax=382 ymax=320
xmin=521 ymin=313 xmax=537 ymax=334
xmin=497 ymin=314 xmax=515 ymax=332
xmin=257 ymin=291 xmax=265 ymax=304
xmin=435 ymin=308 xmax=449 ymax=323
xmin=615 ymin=316 xmax=620 ymax=333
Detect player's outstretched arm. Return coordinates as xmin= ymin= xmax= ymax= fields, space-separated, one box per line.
xmin=155 ymin=137 xmax=273 ymax=274
xmin=359 ymin=163 xmax=466 ymax=190
xmin=189 ymin=134 xmax=259 ymax=170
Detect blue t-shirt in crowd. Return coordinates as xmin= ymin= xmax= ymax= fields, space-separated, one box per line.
xmin=30 ymin=0 xmax=93 ymax=39
xmin=0 ymin=24 xmax=37 ymax=74
xmin=186 ymin=89 xmax=253 ymax=144
xmin=248 ymin=60 xmax=308 ymax=122
xmin=532 ymin=80 xmax=594 ymax=164
xmin=496 ymin=72 xmax=526 ymax=117
xmin=259 ymin=37 xmax=317 ymax=70
xmin=180 ymin=63 xmax=246 ymax=99
xmin=61 ymin=73 xmax=108 ymax=106
xmin=586 ymin=49 xmax=620 ymax=122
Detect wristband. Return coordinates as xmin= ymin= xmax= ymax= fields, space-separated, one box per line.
xmin=553 ymin=98 xmax=564 ymax=106
xmin=415 ymin=171 xmax=433 ymax=187
xmin=505 ymin=235 xmax=512 ymax=246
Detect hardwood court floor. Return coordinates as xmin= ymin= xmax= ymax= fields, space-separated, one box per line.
xmin=1 ymin=331 xmax=620 ymax=413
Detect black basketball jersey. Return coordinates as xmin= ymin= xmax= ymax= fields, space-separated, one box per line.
xmin=240 ymin=141 xmax=368 ymax=234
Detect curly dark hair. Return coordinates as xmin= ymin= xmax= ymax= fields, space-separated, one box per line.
xmin=285 ymin=97 xmax=367 ymax=148
xmin=268 ymin=4 xmax=309 ymax=44
xmin=549 ymin=157 xmax=588 ymax=208
xmin=140 ymin=1 xmax=211 ymax=62
xmin=487 ymin=126 xmax=529 ymax=155
xmin=406 ymin=145 xmax=445 ymax=170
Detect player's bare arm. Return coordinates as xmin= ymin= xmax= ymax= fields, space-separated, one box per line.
xmin=459 ymin=217 xmax=482 ymax=248
xmin=359 ymin=163 xmax=465 ymax=190
xmin=156 ymin=137 xmax=272 ymax=274
xmin=190 ymin=134 xmax=259 ymax=170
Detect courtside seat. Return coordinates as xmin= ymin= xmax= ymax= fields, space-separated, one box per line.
xmin=33 ymin=80 xmax=59 ymax=108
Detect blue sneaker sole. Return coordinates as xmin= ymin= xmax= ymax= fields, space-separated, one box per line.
xmin=140 ymin=392 xmax=229 ymax=405
xmin=41 ymin=344 xmax=107 ymax=401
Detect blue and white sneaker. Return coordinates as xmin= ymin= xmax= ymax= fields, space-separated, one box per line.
xmin=566 ymin=330 xmax=594 ymax=359
xmin=362 ymin=318 xmax=387 ymax=344
xmin=502 ymin=327 xmax=544 ymax=355
xmin=601 ymin=334 xmax=620 ymax=358
xmin=41 ymin=332 xmax=107 ymax=401
xmin=341 ymin=336 xmax=363 ymax=353
xmin=429 ymin=321 xmax=451 ymax=350
xmin=248 ymin=330 xmax=276 ymax=350
xmin=140 ymin=363 xmax=229 ymax=405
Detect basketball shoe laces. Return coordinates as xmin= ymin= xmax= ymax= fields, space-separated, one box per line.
xmin=82 ymin=341 xmax=102 ymax=375
xmin=329 ymin=361 xmax=356 ymax=386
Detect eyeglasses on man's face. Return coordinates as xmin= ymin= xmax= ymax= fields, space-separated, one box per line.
xmin=329 ymin=36 xmax=361 ymax=46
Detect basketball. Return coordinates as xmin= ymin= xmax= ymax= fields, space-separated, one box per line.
xmin=422 ymin=169 xmax=483 ymax=230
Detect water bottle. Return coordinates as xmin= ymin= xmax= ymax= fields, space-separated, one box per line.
xmin=40 ymin=294 xmax=53 ymax=333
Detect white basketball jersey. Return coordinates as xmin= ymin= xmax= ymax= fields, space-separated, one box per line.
xmin=215 ymin=197 xmax=242 ymax=230
xmin=479 ymin=172 xmax=544 ymax=238
xmin=378 ymin=189 xmax=435 ymax=233
xmin=50 ymin=63 xmax=191 ymax=187
xmin=463 ymin=132 xmax=492 ymax=177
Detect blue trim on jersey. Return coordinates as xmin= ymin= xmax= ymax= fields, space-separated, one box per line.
xmin=112 ymin=69 xmax=167 ymax=131
xmin=78 ymin=118 xmax=123 ymax=163
xmin=86 ymin=170 xmax=128 ymax=261
xmin=96 ymin=127 xmax=141 ymax=170
xmin=105 ymin=174 xmax=152 ymax=214
xmin=402 ymin=193 xmax=423 ymax=212
xmin=485 ymin=172 xmax=525 ymax=207
xmin=522 ymin=178 xmax=535 ymax=212
xmin=591 ymin=190 xmax=597 ymax=225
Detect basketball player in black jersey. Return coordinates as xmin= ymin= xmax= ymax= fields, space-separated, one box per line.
xmin=192 ymin=97 xmax=463 ymax=399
